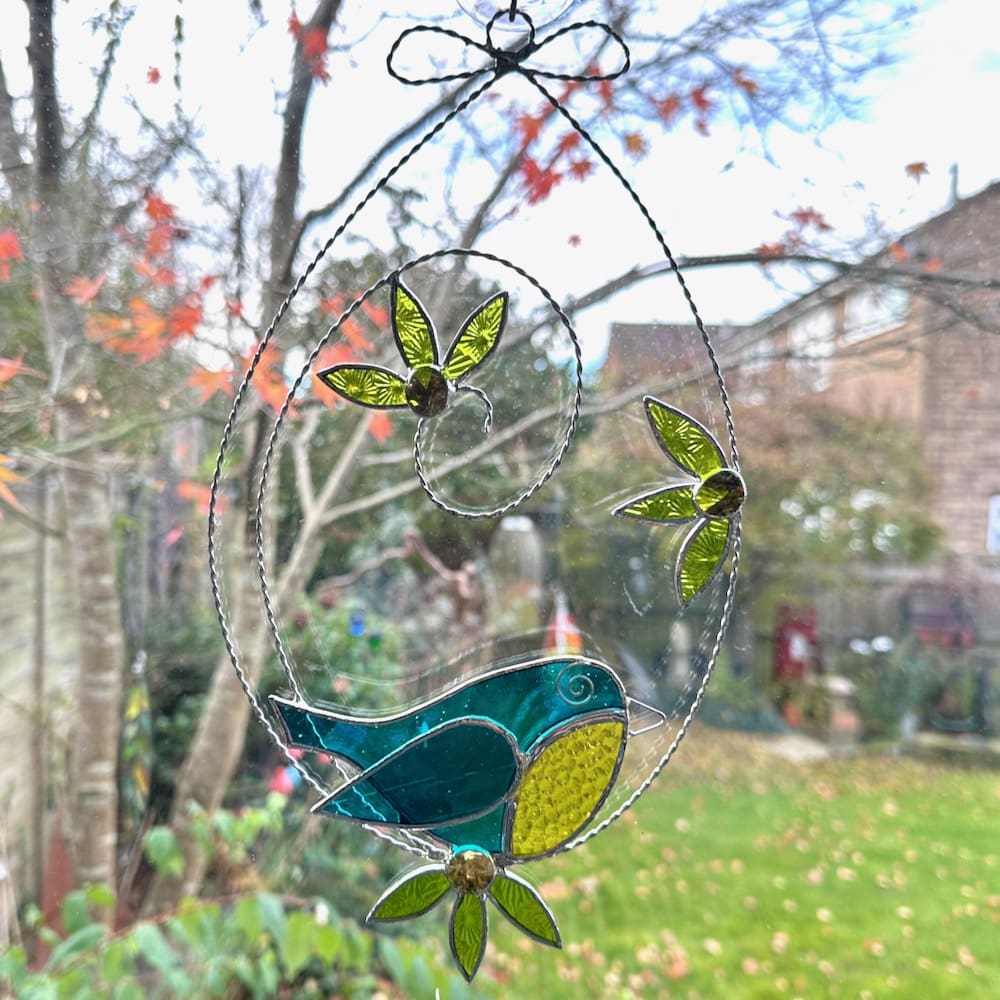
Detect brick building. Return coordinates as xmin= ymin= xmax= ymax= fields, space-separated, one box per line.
xmin=603 ymin=181 xmax=1000 ymax=652
xmin=736 ymin=180 xmax=1000 ymax=563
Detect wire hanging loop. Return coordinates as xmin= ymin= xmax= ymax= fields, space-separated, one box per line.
xmin=387 ymin=15 xmax=629 ymax=87
xmin=508 ymin=0 xmax=518 ymax=21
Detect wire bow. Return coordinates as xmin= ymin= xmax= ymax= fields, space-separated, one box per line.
xmin=386 ymin=12 xmax=630 ymax=87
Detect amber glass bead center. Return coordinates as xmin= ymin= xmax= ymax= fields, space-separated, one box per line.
xmin=694 ymin=469 xmax=746 ymax=518
xmin=405 ymin=365 xmax=451 ymax=416
xmin=446 ymin=849 xmax=496 ymax=895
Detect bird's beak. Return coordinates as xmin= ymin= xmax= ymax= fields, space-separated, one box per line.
xmin=627 ymin=697 xmax=667 ymax=737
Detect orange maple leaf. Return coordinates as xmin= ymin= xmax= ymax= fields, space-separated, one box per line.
xmin=146 ymin=222 xmax=176 ymax=259
xmin=0 ymin=355 xmax=24 ymax=388
xmin=733 ymin=67 xmax=759 ymax=97
xmin=0 ymin=454 xmax=26 ymax=515
xmin=359 ymin=300 xmax=389 ymax=328
xmin=905 ymin=161 xmax=929 ymax=182
xmin=134 ymin=256 xmax=179 ymax=288
xmin=64 ymin=272 xmax=107 ymax=305
xmin=368 ymin=411 xmax=393 ymax=444
xmin=168 ymin=297 xmax=203 ymax=339
xmin=342 ymin=318 xmax=373 ymax=354
xmin=177 ymin=480 xmax=227 ymax=516
xmin=888 ymin=241 xmax=909 ymax=262
xmin=187 ymin=366 xmax=234 ymax=403
xmin=623 ymin=132 xmax=648 ymax=158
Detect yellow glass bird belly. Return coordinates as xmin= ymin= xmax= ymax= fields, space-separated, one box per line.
xmin=510 ymin=720 xmax=625 ymax=858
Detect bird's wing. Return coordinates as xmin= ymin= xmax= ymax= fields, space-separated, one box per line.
xmin=505 ymin=712 xmax=626 ymax=861
xmin=314 ymin=718 xmax=520 ymax=829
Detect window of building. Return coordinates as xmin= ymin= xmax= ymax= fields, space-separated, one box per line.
xmin=788 ymin=305 xmax=836 ymax=392
xmin=843 ymin=285 xmax=910 ymax=345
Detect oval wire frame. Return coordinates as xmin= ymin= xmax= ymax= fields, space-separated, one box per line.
xmin=208 ymin=10 xmax=741 ymax=864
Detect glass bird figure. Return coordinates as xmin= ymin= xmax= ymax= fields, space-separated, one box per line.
xmin=614 ymin=396 xmax=746 ymax=606
xmin=271 ymin=655 xmax=656 ymax=980
xmin=318 ymin=276 xmax=509 ymax=432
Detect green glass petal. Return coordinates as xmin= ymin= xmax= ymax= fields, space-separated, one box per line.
xmin=392 ymin=280 xmax=437 ymax=369
xmin=677 ymin=516 xmax=732 ymax=606
xmin=489 ymin=872 xmax=561 ymax=948
xmin=450 ymin=893 xmax=487 ymax=982
xmin=318 ymin=365 xmax=408 ymax=408
xmin=645 ymin=397 xmax=725 ymax=478
xmin=368 ymin=865 xmax=452 ymax=922
xmin=614 ymin=483 xmax=697 ymax=525
xmin=442 ymin=291 xmax=509 ymax=381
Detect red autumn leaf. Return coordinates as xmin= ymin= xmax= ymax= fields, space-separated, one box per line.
xmin=690 ymin=83 xmax=712 ymax=113
xmin=147 ymin=66 xmax=161 ymax=84
xmin=568 ymin=234 xmax=582 ymax=247
xmin=0 ymin=355 xmax=24 ymax=388
xmin=168 ymin=297 xmax=203 ymax=339
xmin=368 ymin=411 xmax=394 ymax=444
xmin=243 ymin=342 xmax=293 ymax=415
xmin=654 ymin=93 xmax=681 ymax=124
xmin=923 ymin=257 xmax=942 ymax=273
xmin=567 ymin=158 xmax=594 ymax=181
xmin=733 ymin=67 xmax=759 ymax=97
xmin=144 ymin=193 xmax=176 ymax=224
xmin=319 ymin=292 xmax=349 ymax=317
xmin=134 ymin=256 xmax=179 ymax=288
xmin=342 ymin=318 xmax=373 ymax=353
xmin=516 ymin=111 xmax=547 ymax=149
xmin=187 ymin=366 xmax=234 ymax=403
xmin=905 ymin=161 xmax=929 ymax=182
xmin=694 ymin=118 xmax=710 ymax=137
xmin=597 ymin=77 xmax=614 ymax=108
xmin=556 ymin=131 xmax=581 ymax=154
xmin=177 ymin=480 xmax=226 ymax=516
xmin=146 ymin=222 xmax=176 ymax=258
xmin=255 ymin=370 xmax=293 ymax=415
xmin=224 ymin=297 xmax=244 ymax=320
xmin=888 ymin=241 xmax=909 ymax=262
xmin=790 ymin=207 xmax=832 ymax=232
xmin=287 ymin=12 xmax=302 ymax=37
xmin=755 ymin=241 xmax=786 ymax=259
xmin=519 ymin=156 xmax=561 ymax=204
xmin=0 ymin=454 xmax=26 ymax=515
xmin=63 ymin=272 xmax=106 ymax=305
xmin=85 ymin=311 xmax=130 ymax=349
xmin=0 ymin=227 xmax=24 ymax=282
xmin=360 ymin=300 xmax=389 ymax=328
xmin=623 ymin=132 xmax=648 ymax=158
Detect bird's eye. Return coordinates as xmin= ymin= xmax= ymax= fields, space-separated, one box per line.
xmin=556 ymin=665 xmax=595 ymax=705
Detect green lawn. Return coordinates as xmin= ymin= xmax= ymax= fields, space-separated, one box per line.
xmin=458 ymin=726 xmax=998 ymax=998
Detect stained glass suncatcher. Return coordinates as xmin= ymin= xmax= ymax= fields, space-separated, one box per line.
xmin=208 ymin=5 xmax=743 ymax=983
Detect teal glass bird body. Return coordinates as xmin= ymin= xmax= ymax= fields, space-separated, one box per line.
xmin=271 ymin=655 xmax=630 ymax=861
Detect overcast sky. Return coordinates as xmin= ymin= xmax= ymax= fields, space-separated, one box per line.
xmin=2 ymin=0 xmax=997 ymax=347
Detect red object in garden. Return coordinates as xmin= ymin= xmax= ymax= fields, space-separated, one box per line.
xmin=774 ymin=604 xmax=818 ymax=683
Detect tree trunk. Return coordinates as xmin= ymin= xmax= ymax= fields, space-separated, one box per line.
xmin=24 ymin=0 xmax=126 ymax=905
xmin=143 ymin=0 xmax=344 ymax=914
